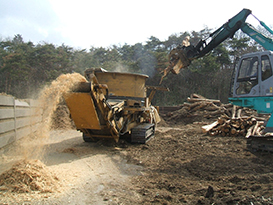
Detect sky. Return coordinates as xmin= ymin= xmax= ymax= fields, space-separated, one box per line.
xmin=1 ymin=0 xmax=273 ymax=49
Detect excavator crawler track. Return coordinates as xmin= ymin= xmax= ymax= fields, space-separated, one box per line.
xmin=247 ymin=135 xmax=273 ymax=152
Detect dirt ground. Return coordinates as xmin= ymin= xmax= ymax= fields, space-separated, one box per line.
xmin=1 ymin=118 xmax=273 ymax=204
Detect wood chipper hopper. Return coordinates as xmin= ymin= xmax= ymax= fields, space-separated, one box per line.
xmin=64 ymin=68 xmax=163 ymax=143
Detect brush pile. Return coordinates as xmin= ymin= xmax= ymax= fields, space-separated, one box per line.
xmin=0 ymin=160 xmax=59 ymax=193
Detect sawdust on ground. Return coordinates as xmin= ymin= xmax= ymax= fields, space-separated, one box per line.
xmin=0 ymin=159 xmax=60 ymax=194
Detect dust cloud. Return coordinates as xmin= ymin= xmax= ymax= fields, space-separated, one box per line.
xmin=26 ymin=73 xmax=87 ymax=159
xmin=38 ymin=73 xmax=86 ymax=136
xmin=113 ymin=63 xmax=130 ymax=73
xmin=0 ymin=73 xmax=87 ymax=195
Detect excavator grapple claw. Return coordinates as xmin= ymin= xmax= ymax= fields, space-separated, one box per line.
xmin=160 ymin=46 xmax=191 ymax=84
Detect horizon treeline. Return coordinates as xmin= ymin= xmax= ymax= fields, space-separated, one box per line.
xmin=0 ymin=28 xmax=264 ymax=105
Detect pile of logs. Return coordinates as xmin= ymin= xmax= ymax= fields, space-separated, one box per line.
xmin=202 ymin=115 xmax=266 ymax=137
xmin=185 ymin=94 xmax=231 ymax=119
xmin=166 ymin=93 xmax=269 ymax=137
xmin=197 ymin=95 xmax=270 ymax=137
xmin=168 ymin=94 xmax=244 ymax=121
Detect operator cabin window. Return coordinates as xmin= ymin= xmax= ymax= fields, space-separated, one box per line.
xmin=236 ymin=56 xmax=258 ymax=95
xmin=261 ymin=55 xmax=273 ymax=81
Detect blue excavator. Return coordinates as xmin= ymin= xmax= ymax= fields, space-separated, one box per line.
xmin=162 ymin=8 xmax=273 ymax=151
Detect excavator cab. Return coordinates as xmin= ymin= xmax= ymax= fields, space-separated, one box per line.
xmin=231 ymin=51 xmax=273 ymax=98
xmin=229 ymin=51 xmax=273 ymax=151
xmin=229 ymin=51 xmax=273 ymax=137
xmin=232 ymin=55 xmax=259 ymax=97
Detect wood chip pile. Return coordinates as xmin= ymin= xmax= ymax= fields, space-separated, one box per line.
xmin=51 ymin=103 xmax=75 ymax=130
xmin=0 ymin=160 xmax=59 ymax=193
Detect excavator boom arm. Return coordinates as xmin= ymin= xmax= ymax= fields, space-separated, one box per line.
xmin=241 ymin=22 xmax=273 ymax=51
xmin=161 ymin=8 xmax=273 ymax=83
xmin=194 ymin=9 xmax=252 ymax=58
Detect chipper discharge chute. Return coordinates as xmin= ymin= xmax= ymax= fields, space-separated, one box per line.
xmin=64 ymin=68 xmax=162 ymax=143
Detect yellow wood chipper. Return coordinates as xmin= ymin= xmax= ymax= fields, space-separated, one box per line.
xmin=64 ymin=68 xmax=164 ymax=143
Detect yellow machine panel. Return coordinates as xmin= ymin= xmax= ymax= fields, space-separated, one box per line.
xmin=64 ymin=93 xmax=101 ymax=130
xmin=95 ymin=72 xmax=148 ymax=98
